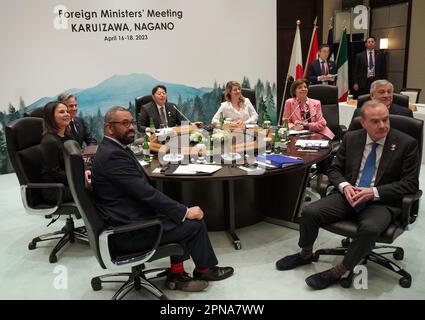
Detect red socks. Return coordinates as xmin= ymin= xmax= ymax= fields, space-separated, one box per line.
xmin=170 ymin=262 xmax=185 ymax=274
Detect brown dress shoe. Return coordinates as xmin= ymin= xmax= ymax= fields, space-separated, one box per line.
xmin=165 ymin=272 xmax=208 ymax=292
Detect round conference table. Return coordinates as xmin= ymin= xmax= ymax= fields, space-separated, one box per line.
xmin=142 ymin=131 xmax=331 ymax=249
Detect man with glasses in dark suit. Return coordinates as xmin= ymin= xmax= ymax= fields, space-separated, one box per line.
xmin=91 ymin=106 xmax=233 ymax=292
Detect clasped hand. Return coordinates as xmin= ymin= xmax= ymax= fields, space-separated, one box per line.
xmin=293 ymin=120 xmax=307 ymax=131
xmin=343 ymin=185 xmax=374 ymax=207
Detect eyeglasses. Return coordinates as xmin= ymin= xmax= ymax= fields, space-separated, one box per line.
xmin=108 ymin=120 xmax=136 ymax=128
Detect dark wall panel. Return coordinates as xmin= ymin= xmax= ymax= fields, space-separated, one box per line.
xmin=277 ymin=0 xmax=323 ymax=119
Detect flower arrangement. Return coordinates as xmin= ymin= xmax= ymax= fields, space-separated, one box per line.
xmin=211 ymin=129 xmax=230 ymax=142
xmin=189 ymin=131 xmax=205 ymax=143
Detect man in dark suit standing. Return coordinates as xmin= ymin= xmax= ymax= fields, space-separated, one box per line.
xmin=349 ymin=80 xmax=413 ymax=130
xmin=58 ymin=93 xmax=97 ymax=147
xmin=353 ymin=36 xmax=387 ymax=97
xmin=308 ymin=44 xmax=337 ymax=85
xmin=276 ymin=100 xmax=419 ymax=290
xmin=92 ymin=106 xmax=233 ymax=292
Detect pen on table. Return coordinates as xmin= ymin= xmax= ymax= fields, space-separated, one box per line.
xmin=286 ymin=155 xmax=303 ymax=160
xmin=298 ymin=134 xmax=312 ymax=138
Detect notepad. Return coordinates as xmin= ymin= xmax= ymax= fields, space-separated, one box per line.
xmin=165 ymin=164 xmax=222 ymax=175
xmin=289 ymin=129 xmax=310 ymax=136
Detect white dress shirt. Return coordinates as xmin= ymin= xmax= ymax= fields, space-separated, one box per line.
xmin=339 ymin=134 xmax=386 ymax=200
xmin=211 ymin=98 xmax=258 ymax=125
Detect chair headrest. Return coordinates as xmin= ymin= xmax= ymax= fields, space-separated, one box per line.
xmin=6 ymin=117 xmax=43 ymax=151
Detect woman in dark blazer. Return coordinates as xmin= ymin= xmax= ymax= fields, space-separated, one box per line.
xmin=40 ymin=101 xmax=74 ymax=203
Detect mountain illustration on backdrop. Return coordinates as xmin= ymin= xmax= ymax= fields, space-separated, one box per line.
xmin=26 ymin=73 xmax=210 ymax=115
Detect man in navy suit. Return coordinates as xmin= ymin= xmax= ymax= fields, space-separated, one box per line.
xmin=139 ymin=85 xmax=203 ymax=132
xmin=348 ymin=80 xmax=413 ymax=130
xmin=353 ymin=36 xmax=387 ymax=97
xmin=91 ymin=106 xmax=233 ymax=292
xmin=276 ymin=100 xmax=419 ymax=290
xmin=58 ymin=93 xmax=97 ymax=147
xmin=308 ymin=44 xmax=337 ymax=85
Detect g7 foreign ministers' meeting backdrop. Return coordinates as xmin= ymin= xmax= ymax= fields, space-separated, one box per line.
xmin=0 ymin=0 xmax=277 ymax=174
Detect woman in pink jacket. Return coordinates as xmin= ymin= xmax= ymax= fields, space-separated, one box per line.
xmin=282 ymin=79 xmax=334 ymax=188
xmin=282 ymin=79 xmax=334 ymax=140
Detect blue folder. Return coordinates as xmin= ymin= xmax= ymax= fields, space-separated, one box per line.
xmin=257 ymin=154 xmax=304 ymax=168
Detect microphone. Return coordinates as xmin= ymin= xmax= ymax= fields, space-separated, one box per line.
xmin=285 ymin=101 xmax=303 ymax=121
xmin=172 ymin=104 xmax=192 ymax=125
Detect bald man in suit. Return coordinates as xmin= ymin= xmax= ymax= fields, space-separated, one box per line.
xmin=348 ymin=80 xmax=412 ymax=131
xmin=276 ymin=100 xmax=419 ymax=290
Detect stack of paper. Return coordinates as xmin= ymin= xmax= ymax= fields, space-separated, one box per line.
xmin=172 ymin=164 xmax=222 ymax=175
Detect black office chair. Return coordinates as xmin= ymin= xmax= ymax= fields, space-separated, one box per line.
xmin=135 ymin=95 xmax=154 ymax=131
xmin=241 ymin=88 xmax=256 ymax=110
xmin=24 ymin=107 xmax=45 ymax=118
xmin=316 ymin=115 xmax=423 ymax=288
xmin=63 ymin=139 xmax=184 ymax=300
xmin=221 ymin=88 xmax=257 ymax=110
xmin=357 ymin=93 xmax=409 ymax=109
xmin=400 ymin=88 xmax=422 ymax=104
xmin=302 ymin=85 xmax=346 ymax=195
xmin=308 ymin=84 xmax=347 ymax=155
xmin=5 ymin=117 xmax=87 ymax=263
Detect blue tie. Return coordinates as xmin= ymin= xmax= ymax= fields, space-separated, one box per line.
xmin=355 ymin=143 xmax=379 ymax=212
xmin=369 ymin=51 xmax=374 ymax=70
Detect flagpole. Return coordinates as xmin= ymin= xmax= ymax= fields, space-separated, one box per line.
xmin=303 ymin=17 xmax=318 ymax=78
xmin=278 ymin=20 xmax=301 ymax=126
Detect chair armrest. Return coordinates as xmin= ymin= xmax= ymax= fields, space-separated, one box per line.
xmin=319 ymin=182 xmax=334 ymax=198
xmin=99 ymin=219 xmax=164 ymax=269
xmin=339 ymin=125 xmax=347 ymax=139
xmin=401 ymin=191 xmax=422 ymax=228
xmin=21 ymin=183 xmax=65 ymax=215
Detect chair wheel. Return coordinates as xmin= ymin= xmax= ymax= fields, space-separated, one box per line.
xmin=399 ymin=277 xmax=411 ymax=288
xmin=340 ymin=277 xmax=352 ymax=288
xmin=305 ymin=196 xmax=312 ymax=202
xmin=91 ymin=277 xmax=102 ymax=291
xmin=49 ymin=255 xmax=58 ymax=263
xmin=341 ymin=239 xmax=350 ymax=247
xmin=28 ymin=242 xmax=36 ymax=250
xmin=234 ymin=241 xmax=242 ymax=250
xmin=393 ymin=248 xmax=404 ymax=260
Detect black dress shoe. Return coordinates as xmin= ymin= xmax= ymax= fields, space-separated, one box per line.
xmin=305 ymin=269 xmax=340 ymax=290
xmin=193 ymin=266 xmax=234 ymax=281
xmin=165 ymin=272 xmax=209 ymax=292
xmin=276 ymin=253 xmax=312 ymax=270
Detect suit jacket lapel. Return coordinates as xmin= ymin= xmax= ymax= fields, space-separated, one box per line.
xmin=375 ymin=130 xmax=397 ymax=185
xmin=150 ymin=102 xmax=161 ymax=127
xmin=351 ymin=131 xmax=367 ymax=182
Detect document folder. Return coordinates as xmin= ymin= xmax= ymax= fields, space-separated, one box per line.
xmin=257 ymin=154 xmax=304 ymax=168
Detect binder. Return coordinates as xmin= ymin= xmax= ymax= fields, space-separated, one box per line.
xmin=257 ymin=154 xmax=304 ymax=168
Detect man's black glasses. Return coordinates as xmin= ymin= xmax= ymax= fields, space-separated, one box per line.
xmin=109 ymin=120 xmax=136 ymax=128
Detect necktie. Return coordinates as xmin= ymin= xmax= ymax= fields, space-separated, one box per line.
xmin=70 ymin=120 xmax=77 ymax=137
xmin=159 ymin=107 xmax=167 ymax=126
xmin=355 ymin=143 xmax=379 ymax=212
xmin=369 ymin=51 xmax=374 ymax=70
xmin=321 ymin=61 xmax=327 ymax=75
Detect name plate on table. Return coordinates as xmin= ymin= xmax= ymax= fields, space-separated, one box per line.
xmin=295 ymin=140 xmax=329 ymax=148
